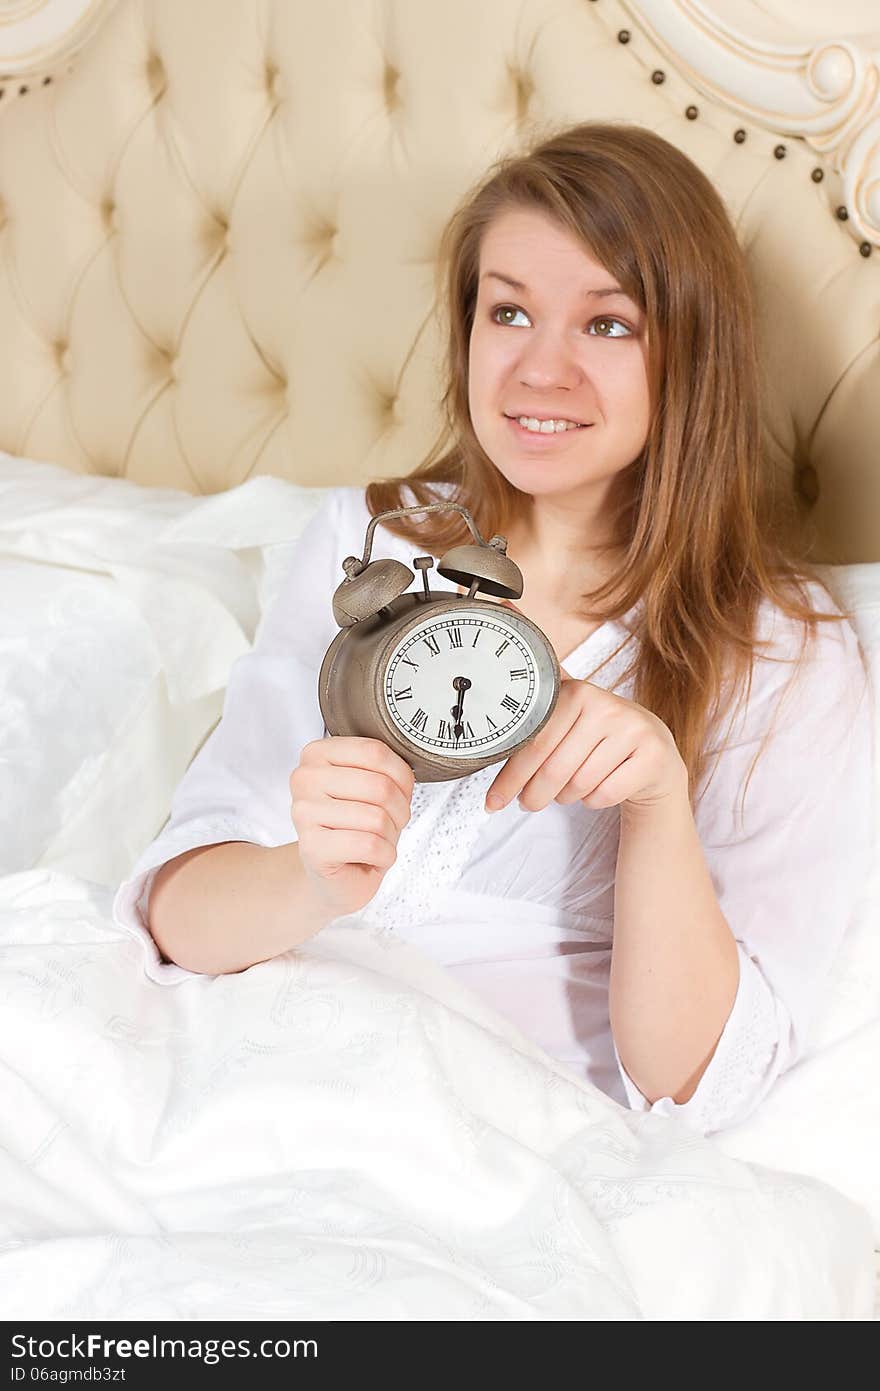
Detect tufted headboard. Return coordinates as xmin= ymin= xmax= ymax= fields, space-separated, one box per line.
xmin=1 ymin=0 xmax=879 ymax=564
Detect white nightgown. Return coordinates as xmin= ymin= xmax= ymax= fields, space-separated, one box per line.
xmin=112 ymin=482 xmax=876 ymax=1135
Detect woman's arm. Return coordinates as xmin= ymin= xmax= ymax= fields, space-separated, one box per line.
xmin=148 ymin=840 xmax=337 ymax=976
xmin=610 ymin=792 xmax=740 ymax=1104
xmin=610 ymin=605 xmax=874 ymax=1129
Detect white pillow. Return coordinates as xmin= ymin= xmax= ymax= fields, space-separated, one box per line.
xmin=0 ymin=453 xmax=329 ymax=887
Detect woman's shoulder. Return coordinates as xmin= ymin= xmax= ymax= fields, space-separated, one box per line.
xmin=728 ymin=579 xmax=869 ymax=743
xmin=751 ymin=579 xmax=860 ymax=672
xmin=699 ymin=580 xmax=872 ymax=790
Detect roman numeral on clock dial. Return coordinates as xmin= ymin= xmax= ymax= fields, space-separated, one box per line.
xmin=438 ymin=718 xmax=475 ymax=740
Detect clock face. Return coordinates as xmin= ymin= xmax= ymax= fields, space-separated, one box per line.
xmin=382 ymin=605 xmax=555 ymax=759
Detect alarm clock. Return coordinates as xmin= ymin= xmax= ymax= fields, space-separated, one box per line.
xmin=318 ymin=501 xmax=561 ymax=783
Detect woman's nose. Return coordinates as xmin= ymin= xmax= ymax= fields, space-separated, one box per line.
xmin=516 ymin=329 xmax=583 ymax=390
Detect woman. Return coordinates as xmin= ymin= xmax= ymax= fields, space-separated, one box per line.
xmin=114 ymin=123 xmax=874 ymax=1136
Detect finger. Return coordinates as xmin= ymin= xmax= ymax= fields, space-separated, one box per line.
xmin=292 ymin=760 xmax=411 ymax=835
xmin=315 ymin=795 xmax=403 ymax=843
xmin=574 ymin=750 xmax=642 ymax=809
xmin=320 ymin=766 xmax=412 ymax=834
xmin=555 ymin=734 xmax=640 ymax=805
xmin=320 ymin=736 xmax=415 ymax=801
xmin=312 ymin=827 xmax=398 ymax=873
xmin=518 ymin=715 xmax=607 ymax=811
xmin=485 ymin=702 xmax=581 ymax=807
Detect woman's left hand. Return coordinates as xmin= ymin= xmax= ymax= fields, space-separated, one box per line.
xmin=484 ymin=610 xmax=688 ymax=814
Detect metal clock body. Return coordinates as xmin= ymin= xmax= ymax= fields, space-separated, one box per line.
xmin=318 ymin=501 xmax=561 ymax=783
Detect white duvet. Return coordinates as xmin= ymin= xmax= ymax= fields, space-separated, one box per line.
xmin=0 ymin=869 xmax=874 ymax=1321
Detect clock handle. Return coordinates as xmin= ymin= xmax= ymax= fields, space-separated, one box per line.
xmin=361 ymin=501 xmax=485 ymax=565
xmin=363 ymin=502 xmax=523 ymax=601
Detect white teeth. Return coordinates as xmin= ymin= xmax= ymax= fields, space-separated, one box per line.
xmin=515 ymin=416 xmax=582 ymax=433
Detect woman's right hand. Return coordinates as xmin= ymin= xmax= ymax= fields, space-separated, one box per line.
xmin=289 ymin=736 xmax=415 ymax=920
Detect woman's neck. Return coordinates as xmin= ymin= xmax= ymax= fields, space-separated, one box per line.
xmin=503 ymin=517 xmax=623 ymax=613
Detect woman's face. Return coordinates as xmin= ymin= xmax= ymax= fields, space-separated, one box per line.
xmin=468 ymin=207 xmax=651 ymax=509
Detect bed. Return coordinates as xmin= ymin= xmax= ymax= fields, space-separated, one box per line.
xmin=1 ymin=0 xmax=878 ymax=1320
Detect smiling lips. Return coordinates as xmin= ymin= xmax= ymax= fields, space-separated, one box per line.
xmin=504 ymin=413 xmax=591 ymax=440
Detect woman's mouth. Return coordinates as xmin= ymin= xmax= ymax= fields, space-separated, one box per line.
xmin=504 ymin=414 xmax=592 ymax=445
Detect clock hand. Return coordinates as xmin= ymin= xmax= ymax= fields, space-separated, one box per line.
xmin=451 ymin=676 xmax=471 ymax=740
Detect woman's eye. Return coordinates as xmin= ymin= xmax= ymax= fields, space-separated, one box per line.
xmin=588 ymin=317 xmax=631 ymax=338
xmin=491 ymin=304 xmax=530 ymax=327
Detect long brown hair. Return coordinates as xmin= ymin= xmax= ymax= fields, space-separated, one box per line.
xmin=365 ymin=121 xmax=859 ymax=816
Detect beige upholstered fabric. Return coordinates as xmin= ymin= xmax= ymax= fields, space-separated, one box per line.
xmin=0 ymin=0 xmax=878 ymax=562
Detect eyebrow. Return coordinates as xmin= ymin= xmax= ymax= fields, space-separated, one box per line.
xmin=480 ymin=270 xmax=630 ymax=299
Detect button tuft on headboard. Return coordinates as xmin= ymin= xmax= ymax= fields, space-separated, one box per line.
xmin=383 ymin=62 xmax=401 ymax=112
xmin=795 ymin=464 xmax=820 ymax=506
xmin=145 ymin=53 xmax=166 ymax=98
xmin=511 ymin=67 xmax=534 ymax=123
xmin=265 ymin=63 xmax=283 ymax=103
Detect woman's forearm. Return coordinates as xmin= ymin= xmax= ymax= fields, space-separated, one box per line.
xmin=610 ymin=791 xmax=740 ymax=1104
xmin=148 ymin=841 xmax=335 ymax=977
